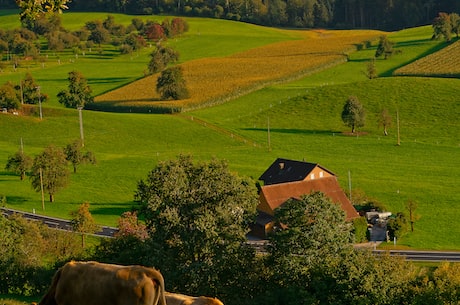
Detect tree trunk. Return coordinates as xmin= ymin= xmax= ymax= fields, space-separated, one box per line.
xmin=50 ymin=193 xmax=54 ymax=202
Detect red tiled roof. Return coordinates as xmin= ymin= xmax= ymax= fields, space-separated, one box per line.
xmin=259 ymin=176 xmax=359 ymax=221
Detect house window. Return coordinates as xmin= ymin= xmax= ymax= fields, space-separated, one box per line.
xmin=319 ymin=171 xmax=324 ymax=178
xmin=310 ymin=173 xmax=315 ymax=180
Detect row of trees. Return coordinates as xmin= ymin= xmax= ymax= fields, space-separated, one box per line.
xmin=5 ymin=140 xmax=95 ymax=202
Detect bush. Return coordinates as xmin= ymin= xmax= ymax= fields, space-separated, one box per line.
xmin=387 ymin=212 xmax=408 ymax=240
xmin=352 ymin=216 xmax=369 ymax=243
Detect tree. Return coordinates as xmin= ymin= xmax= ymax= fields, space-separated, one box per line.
xmin=57 ymin=71 xmax=93 ymax=108
xmin=30 ymin=145 xmax=70 ymax=202
xmin=0 ymin=81 xmax=20 ymax=110
xmin=341 ymin=96 xmax=365 ymax=133
xmin=114 ymin=211 xmax=148 ymax=240
xmin=5 ymin=150 xmax=32 ymax=180
xmin=387 ymin=212 xmax=408 ymax=240
xmin=450 ymin=13 xmax=460 ymax=38
xmin=406 ymin=199 xmax=420 ymax=232
xmin=85 ymin=20 xmax=110 ymax=47
xmin=365 ymin=57 xmax=377 ymax=79
xmin=267 ymin=192 xmax=353 ymax=266
xmin=16 ymin=0 xmax=70 ymax=28
xmin=64 ymin=139 xmax=96 ymax=173
xmin=265 ymin=192 xmax=353 ymax=304
xmin=378 ymin=108 xmax=392 ymax=136
xmin=148 ymin=44 xmax=179 ymax=74
xmin=144 ymin=22 xmax=166 ymax=41
xmin=135 ymin=155 xmax=258 ymax=294
xmin=432 ymin=12 xmax=452 ymax=42
xmin=375 ymin=35 xmax=395 ymax=59
xmin=70 ymin=202 xmax=99 ymax=248
xmin=156 ymin=66 xmax=189 ymax=100
xmin=19 ymin=72 xmax=48 ymax=105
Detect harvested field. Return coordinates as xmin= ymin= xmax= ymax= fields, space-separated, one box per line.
xmin=94 ymin=29 xmax=383 ymax=112
xmin=394 ymin=39 xmax=460 ymax=77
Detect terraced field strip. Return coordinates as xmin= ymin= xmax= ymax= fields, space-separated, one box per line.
xmin=394 ymin=39 xmax=460 ymax=77
xmin=95 ymin=29 xmax=383 ymax=112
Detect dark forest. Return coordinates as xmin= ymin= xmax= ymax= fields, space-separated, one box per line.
xmin=2 ymin=0 xmax=460 ymax=31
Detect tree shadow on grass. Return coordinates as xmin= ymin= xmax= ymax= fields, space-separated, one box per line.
xmin=242 ymin=127 xmax=342 ymax=136
xmin=3 ymin=196 xmax=30 ymax=205
xmin=90 ymin=202 xmax=138 ymax=218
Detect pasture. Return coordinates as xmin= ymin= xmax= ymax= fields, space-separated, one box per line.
xmin=0 ymin=12 xmax=459 ymax=249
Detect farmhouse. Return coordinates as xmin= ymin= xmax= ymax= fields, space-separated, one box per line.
xmin=252 ymin=158 xmax=359 ymax=238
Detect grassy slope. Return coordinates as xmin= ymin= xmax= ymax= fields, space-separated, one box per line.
xmin=189 ymin=26 xmax=460 ymax=250
xmin=0 ymin=14 xmax=459 ymax=249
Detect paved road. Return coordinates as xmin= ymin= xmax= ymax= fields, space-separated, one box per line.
xmin=373 ymin=249 xmax=460 ymax=262
xmin=4 ymin=207 xmax=460 ymax=262
xmin=1 ymin=207 xmax=118 ymax=237
xmin=247 ymin=240 xmax=460 ymax=262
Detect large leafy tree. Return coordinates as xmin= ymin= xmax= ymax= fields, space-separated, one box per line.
xmin=16 ymin=0 xmax=70 ymax=29
xmin=5 ymin=150 xmax=32 ymax=180
xmin=432 ymin=12 xmax=453 ymax=42
xmin=57 ymin=71 xmax=93 ymax=108
xmin=156 ymin=66 xmax=189 ymax=100
xmin=341 ymin=95 xmax=365 ymax=133
xmin=30 ymin=144 xmax=70 ymax=202
xmin=135 ymin=155 xmax=258 ymax=295
xmin=264 ymin=192 xmax=353 ymax=304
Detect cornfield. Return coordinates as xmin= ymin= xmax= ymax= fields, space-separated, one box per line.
xmin=94 ymin=29 xmax=383 ymax=113
xmin=394 ymin=40 xmax=460 ymax=77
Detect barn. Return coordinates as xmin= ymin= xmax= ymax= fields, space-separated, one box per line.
xmin=251 ymin=158 xmax=359 ymax=239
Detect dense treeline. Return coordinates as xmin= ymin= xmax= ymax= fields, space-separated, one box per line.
xmin=3 ymin=0 xmax=460 ymax=30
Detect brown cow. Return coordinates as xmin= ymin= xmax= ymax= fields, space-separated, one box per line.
xmin=37 ymin=261 xmax=167 ymax=305
xmin=165 ymin=292 xmax=224 ymax=305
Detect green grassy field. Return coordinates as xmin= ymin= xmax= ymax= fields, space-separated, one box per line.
xmin=0 ymin=12 xmax=459 ymax=249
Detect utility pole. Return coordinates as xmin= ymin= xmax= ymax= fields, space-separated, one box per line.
xmin=267 ymin=117 xmax=271 ymax=151
xmin=78 ymin=106 xmax=84 ymax=147
xmin=39 ymin=167 xmax=45 ymax=211
xmin=37 ymin=86 xmax=42 ymax=120
xmin=396 ymin=110 xmax=400 ymax=146
xmin=348 ymin=170 xmax=352 ymax=202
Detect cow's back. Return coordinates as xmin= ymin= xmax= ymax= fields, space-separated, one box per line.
xmin=54 ymin=261 xmax=164 ymax=305
xmin=165 ymin=292 xmax=224 ymax=305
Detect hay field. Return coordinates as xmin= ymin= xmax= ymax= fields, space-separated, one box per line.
xmin=394 ymin=39 xmax=460 ymax=77
xmin=94 ymin=29 xmax=383 ymax=112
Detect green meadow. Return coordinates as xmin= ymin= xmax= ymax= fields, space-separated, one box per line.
xmin=0 ymin=12 xmax=459 ymax=250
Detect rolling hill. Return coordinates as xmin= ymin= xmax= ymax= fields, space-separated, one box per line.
xmin=0 ymin=12 xmax=459 ymax=250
